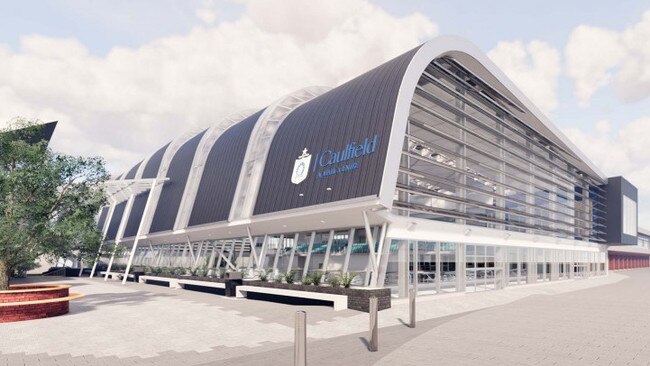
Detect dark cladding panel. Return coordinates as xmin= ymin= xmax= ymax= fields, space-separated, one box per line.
xmin=143 ymin=143 xmax=169 ymax=179
xmin=254 ymin=46 xmax=420 ymax=215
xmin=96 ymin=206 xmax=109 ymax=232
xmin=606 ymin=176 xmax=638 ymax=245
xmin=123 ymin=192 xmax=149 ymax=238
xmin=149 ymin=131 xmax=206 ymax=233
xmin=105 ymin=201 xmax=126 ymax=241
xmin=124 ymin=161 xmax=142 ymax=180
xmin=189 ymin=110 xmax=264 ymax=226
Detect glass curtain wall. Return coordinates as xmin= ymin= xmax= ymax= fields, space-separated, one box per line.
xmin=394 ymin=57 xmax=607 ymax=242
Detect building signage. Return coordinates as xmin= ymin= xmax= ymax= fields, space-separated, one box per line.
xmin=291 ymin=134 xmax=377 ymax=184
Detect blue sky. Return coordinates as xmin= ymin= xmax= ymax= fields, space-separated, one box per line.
xmin=1 ymin=0 xmax=649 ymax=225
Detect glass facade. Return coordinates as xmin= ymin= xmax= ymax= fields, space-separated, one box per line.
xmin=383 ymin=240 xmax=606 ymax=296
xmin=393 ymin=57 xmax=607 ymax=242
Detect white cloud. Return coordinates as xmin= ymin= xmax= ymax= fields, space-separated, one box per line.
xmin=0 ymin=0 xmax=437 ymax=174
xmin=195 ymin=0 xmax=218 ymax=25
xmin=566 ymin=11 xmax=650 ymax=106
xmin=488 ymin=40 xmax=561 ymax=115
xmin=563 ymin=118 xmax=650 ymax=226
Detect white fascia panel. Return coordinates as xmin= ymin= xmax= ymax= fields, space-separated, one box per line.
xmin=381 ymin=211 xmax=604 ymax=253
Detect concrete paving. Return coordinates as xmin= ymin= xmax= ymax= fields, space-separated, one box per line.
xmin=0 ymin=269 xmax=645 ymax=365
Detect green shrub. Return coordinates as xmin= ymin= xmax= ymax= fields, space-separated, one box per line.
xmin=301 ymin=275 xmax=312 ymax=285
xmin=274 ymin=273 xmax=284 ymax=283
xmin=285 ymin=270 xmax=297 ymax=284
xmin=195 ymin=267 xmax=207 ymax=277
xmin=310 ymin=271 xmax=324 ymax=286
xmin=173 ymin=267 xmax=186 ymax=276
xmin=160 ymin=267 xmax=171 ymax=275
xmin=341 ymin=272 xmax=358 ymax=288
xmin=329 ymin=275 xmax=341 ymax=287
xmin=258 ymin=269 xmax=269 ymax=281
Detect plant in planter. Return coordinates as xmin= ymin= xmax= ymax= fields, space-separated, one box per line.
xmin=300 ymin=275 xmax=313 ymax=286
xmin=285 ymin=270 xmax=296 ymax=284
xmin=258 ymin=269 xmax=270 ymax=281
xmin=274 ymin=272 xmax=284 ymax=283
xmin=310 ymin=271 xmax=324 ymax=286
xmin=341 ymin=272 xmax=358 ymax=288
xmin=173 ymin=267 xmax=186 ymax=276
xmin=329 ymin=274 xmax=341 ymax=288
xmin=195 ymin=266 xmax=207 ymax=278
xmin=152 ymin=267 xmax=162 ymax=275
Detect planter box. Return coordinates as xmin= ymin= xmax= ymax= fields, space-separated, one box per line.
xmin=143 ymin=274 xmax=226 ymax=283
xmin=243 ymin=280 xmax=391 ymax=312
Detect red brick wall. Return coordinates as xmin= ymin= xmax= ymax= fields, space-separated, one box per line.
xmin=0 ymin=287 xmax=68 ymax=303
xmin=0 ymin=301 xmax=69 ymax=323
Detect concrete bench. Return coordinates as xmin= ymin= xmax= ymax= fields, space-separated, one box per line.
xmin=98 ymin=271 xmax=130 ymax=280
xmin=139 ymin=275 xmax=225 ymax=290
xmin=235 ymin=285 xmax=348 ymax=311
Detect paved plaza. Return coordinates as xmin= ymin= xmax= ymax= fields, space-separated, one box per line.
xmin=1 ymin=269 xmax=648 ymax=365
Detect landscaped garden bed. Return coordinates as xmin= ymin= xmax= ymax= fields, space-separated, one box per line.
xmin=134 ymin=267 xmax=391 ymax=312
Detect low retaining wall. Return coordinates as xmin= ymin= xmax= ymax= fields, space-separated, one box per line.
xmin=0 ymin=284 xmax=83 ymax=323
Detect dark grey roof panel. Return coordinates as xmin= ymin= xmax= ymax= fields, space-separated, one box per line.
xmin=105 ymin=201 xmax=127 ymax=241
xmin=149 ymin=130 xmax=207 ymax=233
xmin=189 ymin=109 xmax=264 ymax=227
xmin=123 ymin=192 xmax=149 ymax=238
xmin=124 ymin=161 xmax=142 ymax=180
xmin=96 ymin=206 xmax=109 ymax=232
xmin=143 ymin=143 xmax=169 ymax=179
xmin=253 ymin=46 xmax=420 ymax=215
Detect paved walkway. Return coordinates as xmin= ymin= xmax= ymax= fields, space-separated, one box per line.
xmin=0 ymin=270 xmax=645 ymax=365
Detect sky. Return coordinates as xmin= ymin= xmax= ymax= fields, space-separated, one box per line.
xmin=1 ymin=0 xmax=650 ymax=226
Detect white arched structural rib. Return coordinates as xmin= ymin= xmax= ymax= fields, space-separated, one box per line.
xmin=174 ymin=110 xmax=257 ymax=231
xmin=138 ymin=129 xmax=204 ymax=236
xmin=229 ymin=86 xmax=331 ymax=222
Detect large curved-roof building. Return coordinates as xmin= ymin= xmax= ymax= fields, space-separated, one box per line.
xmin=92 ymin=36 xmax=644 ymax=296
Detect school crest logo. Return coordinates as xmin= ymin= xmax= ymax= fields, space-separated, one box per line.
xmin=291 ymin=148 xmax=311 ymax=184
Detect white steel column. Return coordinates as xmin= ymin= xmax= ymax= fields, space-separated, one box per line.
xmin=342 ymin=228 xmax=355 ymax=274
xmin=321 ymin=231 xmax=335 ymax=272
xmin=287 ymin=233 xmax=300 ymax=273
xmin=207 ymin=241 xmax=218 ymax=275
xmin=237 ymin=237 xmax=246 ymax=269
xmin=375 ymin=227 xmax=392 ymax=288
xmin=257 ymin=234 xmax=270 ymax=269
xmin=106 ymin=193 xmax=136 ymax=281
xmin=363 ymin=211 xmax=378 ymax=274
xmin=193 ymin=241 xmax=205 ymax=268
xmin=246 ymin=227 xmax=259 ymax=269
xmin=272 ymin=234 xmax=285 ymax=272
xmin=302 ymin=232 xmax=316 ymax=278
xmin=90 ymin=202 xmax=116 ymax=278
xmin=371 ymin=223 xmax=388 ymax=287
xmin=227 ymin=240 xmax=236 ymax=267
xmin=216 ymin=241 xmax=225 ymax=269
xmin=122 ymin=180 xmax=158 ymax=285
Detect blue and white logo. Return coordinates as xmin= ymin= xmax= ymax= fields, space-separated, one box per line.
xmin=291 ymin=148 xmax=312 ymax=184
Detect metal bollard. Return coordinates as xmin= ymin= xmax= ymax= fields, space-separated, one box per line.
xmin=409 ymin=288 xmax=416 ymax=328
xmin=295 ymin=311 xmax=307 ymax=366
xmin=369 ymin=297 xmax=378 ymax=352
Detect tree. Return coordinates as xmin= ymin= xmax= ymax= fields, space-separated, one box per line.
xmin=0 ymin=118 xmax=109 ymax=290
